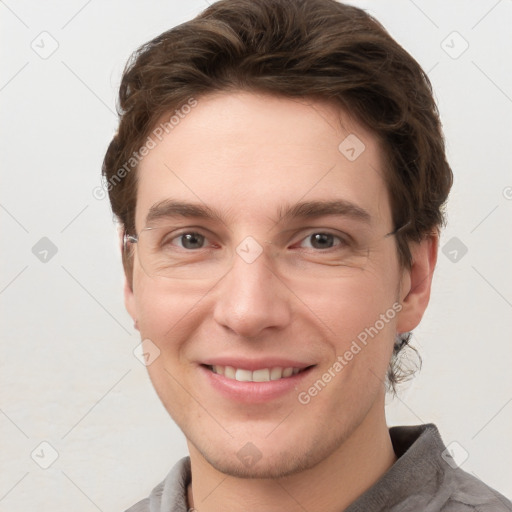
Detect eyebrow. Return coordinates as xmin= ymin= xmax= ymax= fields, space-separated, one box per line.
xmin=145 ymin=198 xmax=372 ymax=227
xmin=146 ymin=199 xmax=225 ymax=225
xmin=275 ymin=199 xmax=371 ymax=225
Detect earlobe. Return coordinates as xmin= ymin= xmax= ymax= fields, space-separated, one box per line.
xmin=396 ymin=233 xmax=438 ymax=333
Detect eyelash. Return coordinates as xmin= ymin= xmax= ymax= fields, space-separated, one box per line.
xmin=296 ymin=232 xmax=347 ymax=250
xmin=165 ymin=230 xmax=349 ymax=251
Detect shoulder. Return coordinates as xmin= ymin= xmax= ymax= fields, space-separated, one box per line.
xmin=383 ymin=424 xmax=512 ymax=512
xmin=123 ymin=480 xmax=164 ymax=512
xmin=123 ymin=457 xmax=191 ymax=512
xmin=124 ymin=496 xmax=151 ymax=512
xmin=440 ymin=467 xmax=512 ymax=511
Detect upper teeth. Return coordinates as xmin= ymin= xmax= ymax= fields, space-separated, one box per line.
xmin=210 ymin=365 xmax=302 ymax=382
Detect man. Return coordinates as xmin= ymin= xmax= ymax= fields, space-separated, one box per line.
xmin=102 ymin=0 xmax=512 ymax=510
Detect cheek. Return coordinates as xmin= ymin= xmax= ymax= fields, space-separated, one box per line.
xmin=131 ymin=273 xmax=205 ymax=413
xmin=132 ymin=269 xmax=205 ymax=344
xmin=305 ymin=263 xmax=399 ymax=389
xmin=303 ymin=265 xmax=399 ymax=339
xmin=319 ymin=294 xmax=397 ymax=407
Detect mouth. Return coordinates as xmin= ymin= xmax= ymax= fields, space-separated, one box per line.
xmin=204 ymin=364 xmax=313 ymax=382
xmin=199 ymin=359 xmax=317 ymax=403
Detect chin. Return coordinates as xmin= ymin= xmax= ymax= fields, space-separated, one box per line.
xmin=201 ymin=447 xmax=321 ymax=479
xmin=188 ymin=424 xmax=345 ymax=480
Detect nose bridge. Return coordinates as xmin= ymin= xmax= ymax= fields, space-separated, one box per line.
xmin=212 ymin=241 xmax=291 ymax=338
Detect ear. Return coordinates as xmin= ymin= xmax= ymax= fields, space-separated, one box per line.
xmin=396 ymin=232 xmax=438 ymax=333
xmin=119 ymin=228 xmax=138 ymax=329
xmin=124 ymin=277 xmax=138 ymax=329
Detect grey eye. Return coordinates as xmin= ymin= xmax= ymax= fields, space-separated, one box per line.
xmin=177 ymin=232 xmax=206 ymax=249
xmin=307 ymin=233 xmax=336 ymax=249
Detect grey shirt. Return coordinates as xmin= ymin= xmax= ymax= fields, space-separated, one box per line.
xmin=125 ymin=424 xmax=512 ymax=511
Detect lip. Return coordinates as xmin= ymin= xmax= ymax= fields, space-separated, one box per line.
xmin=199 ymin=363 xmax=315 ymax=404
xmin=201 ymin=357 xmax=314 ymax=371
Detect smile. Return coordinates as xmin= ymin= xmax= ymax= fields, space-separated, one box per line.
xmin=207 ymin=364 xmax=308 ymax=382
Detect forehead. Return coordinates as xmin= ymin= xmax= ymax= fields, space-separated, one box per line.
xmin=135 ymin=92 xmax=391 ymax=230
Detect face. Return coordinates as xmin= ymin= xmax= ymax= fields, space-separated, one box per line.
xmin=125 ymin=92 xmax=421 ymax=478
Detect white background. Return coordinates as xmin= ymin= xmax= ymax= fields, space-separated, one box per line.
xmin=1 ymin=0 xmax=511 ymax=510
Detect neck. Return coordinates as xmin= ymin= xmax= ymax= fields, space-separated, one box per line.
xmin=186 ymin=404 xmax=396 ymax=512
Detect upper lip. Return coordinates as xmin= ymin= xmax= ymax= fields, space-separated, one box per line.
xmin=201 ymin=358 xmax=315 ymax=371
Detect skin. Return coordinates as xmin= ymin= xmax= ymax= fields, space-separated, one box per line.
xmin=124 ymin=92 xmax=437 ymax=512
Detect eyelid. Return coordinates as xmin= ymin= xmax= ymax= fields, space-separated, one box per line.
xmin=155 ymin=225 xmax=353 ymax=249
xmin=299 ymin=234 xmax=346 ymax=250
xmin=159 ymin=227 xmax=217 ymax=248
xmin=286 ymin=227 xmax=353 ymax=248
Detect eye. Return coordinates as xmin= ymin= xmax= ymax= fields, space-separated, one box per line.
xmin=299 ymin=232 xmax=345 ymax=250
xmin=171 ymin=232 xmax=207 ymax=250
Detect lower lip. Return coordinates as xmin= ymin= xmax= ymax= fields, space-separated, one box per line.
xmin=200 ymin=365 xmax=314 ymax=404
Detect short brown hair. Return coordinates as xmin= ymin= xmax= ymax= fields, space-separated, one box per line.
xmin=102 ymin=0 xmax=453 ymax=390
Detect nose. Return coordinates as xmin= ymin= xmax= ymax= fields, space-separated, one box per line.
xmin=212 ymin=246 xmax=292 ymax=339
